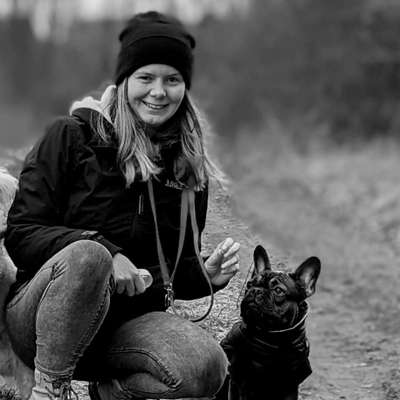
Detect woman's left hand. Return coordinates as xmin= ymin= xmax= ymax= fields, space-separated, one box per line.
xmin=205 ymin=238 xmax=240 ymax=286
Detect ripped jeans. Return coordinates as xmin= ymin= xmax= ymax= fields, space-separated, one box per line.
xmin=5 ymin=240 xmax=227 ymax=399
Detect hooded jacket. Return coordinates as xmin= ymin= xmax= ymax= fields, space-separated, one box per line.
xmin=5 ymin=86 xmax=216 ymax=301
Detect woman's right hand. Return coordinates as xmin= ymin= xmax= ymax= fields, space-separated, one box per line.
xmin=112 ymin=253 xmax=147 ymax=296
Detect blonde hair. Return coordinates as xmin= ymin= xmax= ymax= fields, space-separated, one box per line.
xmin=95 ymin=79 xmax=226 ymax=190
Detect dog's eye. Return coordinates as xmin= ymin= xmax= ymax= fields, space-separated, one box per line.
xmin=274 ymin=287 xmax=285 ymax=296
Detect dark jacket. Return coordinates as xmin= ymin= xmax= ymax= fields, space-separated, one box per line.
xmin=5 ymin=108 xmax=216 ymax=301
xmin=221 ymin=320 xmax=312 ymax=391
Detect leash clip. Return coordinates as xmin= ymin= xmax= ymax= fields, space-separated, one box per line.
xmin=164 ymin=284 xmax=174 ymax=309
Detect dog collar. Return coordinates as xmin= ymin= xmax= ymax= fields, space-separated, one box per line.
xmin=267 ymin=301 xmax=309 ymax=334
xmin=242 ymin=301 xmax=309 ymax=339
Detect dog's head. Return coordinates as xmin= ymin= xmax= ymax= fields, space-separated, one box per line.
xmin=240 ymin=245 xmax=321 ymax=331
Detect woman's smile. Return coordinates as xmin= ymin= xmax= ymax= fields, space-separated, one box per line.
xmin=142 ymin=100 xmax=169 ymax=111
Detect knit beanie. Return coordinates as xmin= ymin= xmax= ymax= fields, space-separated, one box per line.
xmin=114 ymin=11 xmax=196 ymax=89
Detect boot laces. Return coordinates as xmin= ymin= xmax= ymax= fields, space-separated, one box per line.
xmin=40 ymin=374 xmax=78 ymax=400
xmin=56 ymin=383 xmax=78 ymax=400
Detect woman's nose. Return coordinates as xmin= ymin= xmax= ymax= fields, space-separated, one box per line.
xmin=150 ymin=79 xmax=166 ymax=98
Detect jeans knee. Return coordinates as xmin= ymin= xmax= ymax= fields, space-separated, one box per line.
xmin=65 ymin=240 xmax=113 ymax=283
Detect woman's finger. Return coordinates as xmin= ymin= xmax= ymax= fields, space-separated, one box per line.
xmin=222 ymin=252 xmax=240 ymax=266
xmin=219 ymin=238 xmax=234 ymax=254
xmin=222 ymin=242 xmax=240 ymax=259
xmin=221 ymin=263 xmax=240 ymax=276
xmin=221 ymin=256 xmax=240 ymax=271
xmin=134 ymin=275 xmax=146 ymax=294
xmin=116 ymin=281 xmax=125 ymax=294
xmin=125 ymin=279 xmax=136 ymax=297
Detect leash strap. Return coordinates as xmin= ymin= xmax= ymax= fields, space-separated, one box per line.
xmin=147 ymin=179 xmax=171 ymax=287
xmin=147 ymin=179 xmax=214 ymax=322
xmin=187 ymin=190 xmax=214 ymax=321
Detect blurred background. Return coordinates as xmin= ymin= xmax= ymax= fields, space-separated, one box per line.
xmin=2 ymin=1 xmax=400 ymax=397
xmin=2 ymin=0 xmax=400 ymax=147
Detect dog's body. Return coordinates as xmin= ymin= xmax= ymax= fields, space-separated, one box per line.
xmin=0 ymin=169 xmax=34 ymax=400
xmin=216 ymin=245 xmax=320 ymax=400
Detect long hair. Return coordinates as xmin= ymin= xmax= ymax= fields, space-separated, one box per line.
xmin=95 ymin=80 xmax=226 ymax=190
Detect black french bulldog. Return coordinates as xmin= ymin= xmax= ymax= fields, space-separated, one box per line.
xmin=215 ymin=245 xmax=321 ymax=400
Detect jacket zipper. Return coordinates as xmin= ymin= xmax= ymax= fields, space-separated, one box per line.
xmin=130 ymin=191 xmax=144 ymax=241
xmin=138 ymin=193 xmax=144 ymax=215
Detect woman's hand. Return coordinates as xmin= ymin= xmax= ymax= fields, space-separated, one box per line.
xmin=112 ymin=253 xmax=147 ymax=296
xmin=205 ymin=238 xmax=241 ymax=287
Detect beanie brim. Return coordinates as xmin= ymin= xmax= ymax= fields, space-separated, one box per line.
xmin=115 ymin=37 xmax=193 ymax=89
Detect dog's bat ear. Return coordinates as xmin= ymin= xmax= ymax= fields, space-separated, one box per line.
xmin=253 ymin=245 xmax=271 ymax=275
xmin=294 ymin=256 xmax=321 ymax=297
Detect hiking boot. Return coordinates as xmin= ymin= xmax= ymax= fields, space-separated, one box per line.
xmin=29 ymin=370 xmax=77 ymax=400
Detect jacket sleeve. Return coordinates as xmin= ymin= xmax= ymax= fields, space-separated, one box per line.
xmin=5 ymin=117 xmax=121 ymax=280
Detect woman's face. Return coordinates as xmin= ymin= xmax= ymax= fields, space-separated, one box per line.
xmin=127 ymin=64 xmax=186 ymax=127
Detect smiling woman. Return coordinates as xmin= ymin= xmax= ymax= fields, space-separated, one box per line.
xmin=4 ymin=9 xmax=240 ymax=400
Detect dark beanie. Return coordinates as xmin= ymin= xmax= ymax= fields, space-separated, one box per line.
xmin=114 ymin=11 xmax=196 ymax=89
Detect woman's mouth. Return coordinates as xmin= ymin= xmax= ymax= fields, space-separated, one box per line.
xmin=142 ymin=101 xmax=168 ymax=110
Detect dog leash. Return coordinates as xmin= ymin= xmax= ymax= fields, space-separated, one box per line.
xmin=147 ymin=179 xmax=214 ymax=322
xmin=236 ymin=260 xmax=254 ymax=309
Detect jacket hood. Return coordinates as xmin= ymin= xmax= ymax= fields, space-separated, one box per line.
xmin=69 ymin=85 xmax=116 ymax=124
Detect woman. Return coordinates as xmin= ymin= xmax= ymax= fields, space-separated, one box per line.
xmin=4 ymin=11 xmax=240 ymax=400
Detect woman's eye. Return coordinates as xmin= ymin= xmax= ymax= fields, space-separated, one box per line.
xmin=167 ymin=76 xmax=181 ymax=84
xmin=137 ymin=75 xmax=152 ymax=82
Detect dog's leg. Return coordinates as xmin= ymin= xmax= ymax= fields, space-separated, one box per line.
xmin=279 ymin=386 xmax=298 ymax=400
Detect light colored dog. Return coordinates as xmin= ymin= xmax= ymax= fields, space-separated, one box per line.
xmin=0 ymin=168 xmax=34 ymax=400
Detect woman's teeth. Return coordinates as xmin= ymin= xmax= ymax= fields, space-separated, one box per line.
xmin=143 ymin=102 xmax=167 ymax=110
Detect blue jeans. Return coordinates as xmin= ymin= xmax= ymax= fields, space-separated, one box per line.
xmin=5 ymin=240 xmax=228 ymax=399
